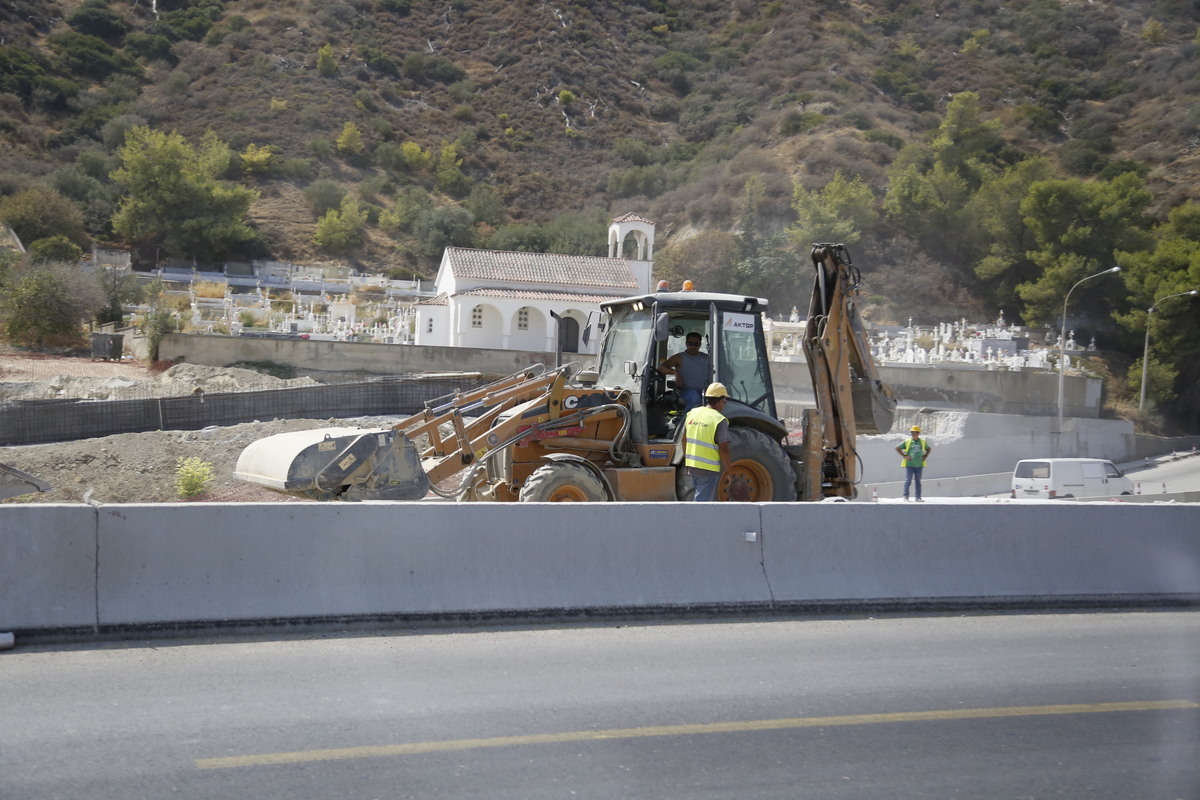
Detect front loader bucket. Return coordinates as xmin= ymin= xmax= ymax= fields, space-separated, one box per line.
xmin=234 ymin=427 xmax=431 ymax=501
xmin=0 ymin=462 xmax=52 ymax=501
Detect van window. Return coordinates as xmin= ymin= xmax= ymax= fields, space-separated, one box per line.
xmin=1015 ymin=461 xmax=1050 ymax=479
xmin=1104 ymin=462 xmax=1122 ymax=478
xmin=1081 ymin=462 xmax=1104 ymax=479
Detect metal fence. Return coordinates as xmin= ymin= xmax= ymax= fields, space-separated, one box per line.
xmin=0 ymin=375 xmax=491 ymax=446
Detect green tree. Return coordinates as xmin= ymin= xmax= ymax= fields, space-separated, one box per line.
xmin=1 ymin=262 xmax=105 ymax=347
xmin=239 ymin=143 xmax=278 ymax=175
xmin=929 ymin=91 xmax=1004 ymax=184
xmin=0 ymin=187 xmax=89 ymax=248
xmin=400 ymin=141 xmax=432 ymax=171
xmin=1141 ymin=18 xmax=1166 ymax=44
xmin=465 ymin=185 xmax=507 ymax=227
xmin=411 ymin=205 xmax=474 ymax=258
xmin=1015 ymin=173 xmax=1152 ymax=325
xmin=966 ymin=157 xmax=1056 ymax=311
xmin=317 ymin=43 xmax=337 ymax=76
xmin=28 ymin=235 xmax=83 ymax=264
xmin=95 ymin=266 xmax=143 ymax=326
xmin=884 ymin=155 xmax=972 ymax=261
xmin=542 ymin=210 xmax=607 ymax=256
xmin=303 ymin=179 xmax=345 ymax=217
xmin=788 ymin=172 xmax=878 ymax=249
xmin=336 ymin=121 xmax=364 ymax=156
xmin=313 ymin=196 xmax=368 ymax=253
xmin=1113 ymin=202 xmax=1200 ymax=419
xmin=111 ymin=127 xmax=260 ymax=262
xmin=435 ymin=142 xmax=469 ymax=197
xmin=67 ymin=2 xmax=128 ymax=42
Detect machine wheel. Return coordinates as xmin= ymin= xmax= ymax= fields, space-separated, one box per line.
xmin=519 ymin=462 xmax=606 ymax=502
xmin=720 ymin=427 xmax=797 ymax=502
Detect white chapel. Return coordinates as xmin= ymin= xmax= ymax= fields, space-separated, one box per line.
xmin=415 ymin=213 xmax=656 ymax=353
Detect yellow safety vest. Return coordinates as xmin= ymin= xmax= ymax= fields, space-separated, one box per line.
xmin=899 ymin=437 xmax=928 ymax=467
xmin=684 ymin=406 xmax=725 ymax=472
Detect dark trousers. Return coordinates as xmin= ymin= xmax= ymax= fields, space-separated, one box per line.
xmin=903 ymin=466 xmax=924 ymax=499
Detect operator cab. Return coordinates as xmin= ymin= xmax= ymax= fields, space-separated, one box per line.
xmin=594 ymin=289 xmax=783 ymax=449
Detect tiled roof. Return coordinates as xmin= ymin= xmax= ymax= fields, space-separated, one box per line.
xmin=444 ymin=247 xmax=638 ymax=290
xmin=611 ymin=212 xmax=655 ymax=225
xmin=417 ymin=292 xmax=449 ymax=306
xmin=455 ymin=287 xmax=630 ymax=303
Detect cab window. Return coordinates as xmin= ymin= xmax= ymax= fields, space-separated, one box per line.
xmin=717 ymin=311 xmax=772 ymax=412
xmin=596 ymin=309 xmax=653 ymax=389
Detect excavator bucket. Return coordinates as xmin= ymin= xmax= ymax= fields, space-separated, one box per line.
xmin=0 ymin=462 xmax=52 ymax=501
xmin=851 ymin=376 xmax=896 ymax=435
xmin=233 ymin=427 xmax=431 ymax=501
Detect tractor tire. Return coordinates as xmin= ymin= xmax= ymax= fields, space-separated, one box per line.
xmin=720 ymin=427 xmax=797 ymax=502
xmin=519 ymin=462 xmax=607 ymax=502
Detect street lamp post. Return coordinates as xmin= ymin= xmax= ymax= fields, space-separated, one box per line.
xmin=1057 ymin=266 xmax=1121 ymax=433
xmin=1139 ymin=289 xmax=1199 ymax=410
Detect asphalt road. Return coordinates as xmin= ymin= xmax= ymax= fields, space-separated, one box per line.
xmin=2 ymin=612 xmax=1197 ymax=799
xmin=1124 ymin=451 xmax=1200 ymax=493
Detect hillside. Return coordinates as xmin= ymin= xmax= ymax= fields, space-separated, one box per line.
xmin=4 ymin=2 xmax=1198 ymax=258
xmin=3 ymin=0 xmax=1200 ymax=427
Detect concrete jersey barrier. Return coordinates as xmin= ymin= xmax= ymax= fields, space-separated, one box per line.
xmin=2 ymin=502 xmax=1198 ymax=641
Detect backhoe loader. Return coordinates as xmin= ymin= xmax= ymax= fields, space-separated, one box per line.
xmin=233 ymin=243 xmax=895 ymax=502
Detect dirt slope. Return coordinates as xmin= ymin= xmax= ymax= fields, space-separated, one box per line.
xmin=0 ymin=353 xmax=373 ymax=504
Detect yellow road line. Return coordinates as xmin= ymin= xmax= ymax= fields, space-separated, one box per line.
xmin=195 ymin=699 xmax=1199 ymax=770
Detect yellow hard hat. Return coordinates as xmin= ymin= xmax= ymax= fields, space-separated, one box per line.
xmin=705 ymin=382 xmax=729 ymax=398
xmin=910 ymin=425 xmax=921 ymax=433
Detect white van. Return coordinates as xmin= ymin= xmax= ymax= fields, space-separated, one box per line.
xmin=1010 ymin=458 xmax=1134 ymax=500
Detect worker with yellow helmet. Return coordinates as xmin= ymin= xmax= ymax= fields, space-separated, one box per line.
xmin=895 ymin=424 xmax=932 ymax=501
xmin=682 ymin=382 xmax=732 ymax=501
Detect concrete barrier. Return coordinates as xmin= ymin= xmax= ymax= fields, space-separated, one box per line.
xmin=0 ymin=505 xmax=97 ymax=629
xmin=861 ymin=472 xmax=1011 ymax=499
xmin=2 ymin=502 xmax=1197 ymax=641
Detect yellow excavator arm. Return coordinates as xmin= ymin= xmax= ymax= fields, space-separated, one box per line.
xmin=800 ymin=244 xmax=897 ymax=499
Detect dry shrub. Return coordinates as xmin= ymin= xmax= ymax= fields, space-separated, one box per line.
xmin=193 ymin=280 xmax=226 ymax=299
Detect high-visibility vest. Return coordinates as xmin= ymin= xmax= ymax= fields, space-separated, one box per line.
xmin=685 ymin=406 xmax=725 ymax=472
xmin=899 ymin=437 xmax=927 ymax=467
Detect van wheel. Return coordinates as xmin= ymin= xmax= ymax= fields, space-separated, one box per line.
xmin=519 ymin=462 xmax=606 ymax=502
xmin=720 ymin=427 xmax=797 ymax=502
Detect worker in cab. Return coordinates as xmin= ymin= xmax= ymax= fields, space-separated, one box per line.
xmin=895 ymin=424 xmax=931 ymax=501
xmin=682 ymin=382 xmax=732 ymax=502
xmin=658 ymin=332 xmax=710 ymax=412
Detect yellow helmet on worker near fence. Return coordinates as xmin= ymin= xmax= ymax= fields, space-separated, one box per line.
xmin=910 ymin=425 xmax=921 ymax=433
xmin=705 ymin=382 xmax=729 ymax=398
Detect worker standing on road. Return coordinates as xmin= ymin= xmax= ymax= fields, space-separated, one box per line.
xmin=682 ymin=382 xmax=732 ymax=501
xmin=896 ymin=425 xmax=931 ymax=501
xmin=659 ymin=333 xmax=710 ymax=413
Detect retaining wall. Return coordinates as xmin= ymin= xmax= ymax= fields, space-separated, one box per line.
xmin=159 ymin=333 xmax=558 ymax=379
xmin=164 ymin=333 xmax=1094 ymax=416
xmin=3 ymin=502 xmax=1197 ymax=640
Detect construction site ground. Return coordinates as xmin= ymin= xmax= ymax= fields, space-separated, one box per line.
xmin=1 ymin=350 xmax=374 ymax=504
